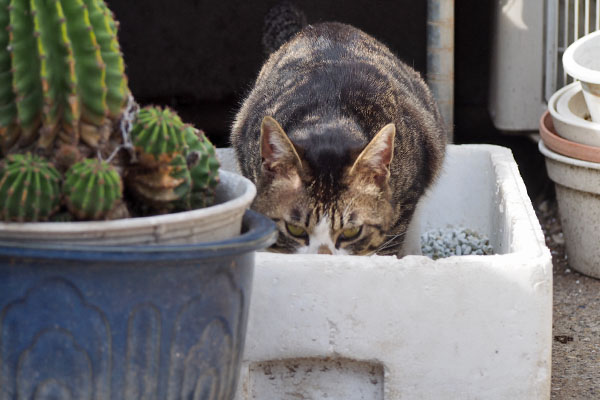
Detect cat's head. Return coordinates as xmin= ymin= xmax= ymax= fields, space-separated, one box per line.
xmin=253 ymin=116 xmax=396 ymax=255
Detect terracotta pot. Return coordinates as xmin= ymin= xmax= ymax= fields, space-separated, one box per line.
xmin=539 ymin=111 xmax=600 ymax=163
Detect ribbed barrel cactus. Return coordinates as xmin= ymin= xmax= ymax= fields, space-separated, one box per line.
xmin=0 ymin=0 xmax=129 ymax=157
xmin=0 ymin=2 xmax=221 ymax=222
xmin=63 ymin=158 xmax=123 ymax=219
xmin=0 ymin=153 xmax=61 ymax=221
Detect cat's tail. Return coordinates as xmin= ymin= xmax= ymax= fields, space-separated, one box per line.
xmin=262 ymin=1 xmax=307 ymax=55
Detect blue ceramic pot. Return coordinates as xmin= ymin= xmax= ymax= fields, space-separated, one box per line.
xmin=0 ymin=210 xmax=276 ymax=400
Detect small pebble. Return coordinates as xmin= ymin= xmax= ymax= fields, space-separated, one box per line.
xmin=552 ymin=233 xmax=565 ymax=245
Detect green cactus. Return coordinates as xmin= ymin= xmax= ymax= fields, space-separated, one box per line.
xmin=184 ymin=126 xmax=220 ymax=209
xmin=0 ymin=153 xmax=61 ymax=221
xmin=130 ymin=106 xmax=187 ymax=167
xmin=0 ymin=0 xmax=129 ymax=155
xmin=63 ymin=158 xmax=123 ymax=220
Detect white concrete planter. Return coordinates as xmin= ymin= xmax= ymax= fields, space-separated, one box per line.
xmin=218 ymin=145 xmax=552 ymax=400
xmin=539 ymin=141 xmax=600 ymax=279
xmin=563 ymin=30 xmax=600 ymax=123
xmin=0 ymin=170 xmax=255 ymax=245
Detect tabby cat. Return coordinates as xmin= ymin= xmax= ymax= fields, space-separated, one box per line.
xmin=231 ymin=9 xmax=446 ymax=256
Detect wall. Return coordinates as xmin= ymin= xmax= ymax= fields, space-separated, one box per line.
xmin=109 ymin=0 xmax=427 ymax=145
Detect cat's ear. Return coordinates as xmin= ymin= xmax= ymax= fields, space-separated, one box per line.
xmin=349 ymin=123 xmax=395 ymax=181
xmin=260 ymin=116 xmax=303 ymax=172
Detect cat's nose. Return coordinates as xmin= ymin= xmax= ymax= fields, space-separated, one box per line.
xmin=318 ymin=245 xmax=333 ymax=255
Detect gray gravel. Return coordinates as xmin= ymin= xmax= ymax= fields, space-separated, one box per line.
xmin=421 ymin=227 xmax=494 ymax=259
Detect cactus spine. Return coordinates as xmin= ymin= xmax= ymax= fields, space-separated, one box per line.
xmin=0 ymin=153 xmax=61 ymax=221
xmin=63 ymin=158 xmax=123 ymax=219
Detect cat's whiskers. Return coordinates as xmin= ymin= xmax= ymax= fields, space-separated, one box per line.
xmin=341 ymin=201 xmax=356 ymax=225
xmin=367 ymin=232 xmax=406 ymax=256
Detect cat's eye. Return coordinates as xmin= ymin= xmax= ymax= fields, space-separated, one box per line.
xmin=286 ymin=222 xmax=308 ymax=238
xmin=340 ymin=226 xmax=362 ymax=240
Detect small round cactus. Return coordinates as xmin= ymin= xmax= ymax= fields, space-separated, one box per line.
xmin=63 ymin=158 xmax=123 ymax=220
xmin=130 ymin=106 xmax=187 ymax=167
xmin=0 ymin=153 xmax=61 ymax=221
xmin=184 ymin=126 xmax=220 ymax=209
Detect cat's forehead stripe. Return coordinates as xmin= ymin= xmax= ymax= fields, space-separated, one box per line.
xmin=330 ymin=207 xmax=336 ymax=230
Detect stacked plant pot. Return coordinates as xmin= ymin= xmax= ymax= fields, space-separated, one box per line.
xmin=539 ymin=30 xmax=600 ymax=278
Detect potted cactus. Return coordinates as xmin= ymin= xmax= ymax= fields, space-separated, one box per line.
xmin=0 ymin=1 xmax=276 ymax=399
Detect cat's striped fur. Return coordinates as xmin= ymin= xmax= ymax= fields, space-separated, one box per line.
xmin=231 ymin=21 xmax=446 ymax=256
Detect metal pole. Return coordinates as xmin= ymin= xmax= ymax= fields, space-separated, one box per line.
xmin=546 ymin=0 xmax=559 ymax=101
xmin=427 ymin=0 xmax=455 ymax=142
xmin=585 ymin=0 xmax=590 ymax=34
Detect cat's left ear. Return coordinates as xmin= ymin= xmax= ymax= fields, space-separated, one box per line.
xmin=349 ymin=123 xmax=395 ymax=181
xmin=260 ymin=116 xmax=303 ymax=173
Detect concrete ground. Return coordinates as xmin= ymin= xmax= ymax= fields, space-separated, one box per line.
xmin=536 ymin=199 xmax=600 ymax=399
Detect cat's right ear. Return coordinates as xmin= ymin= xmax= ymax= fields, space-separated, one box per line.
xmin=260 ymin=116 xmax=303 ymax=173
